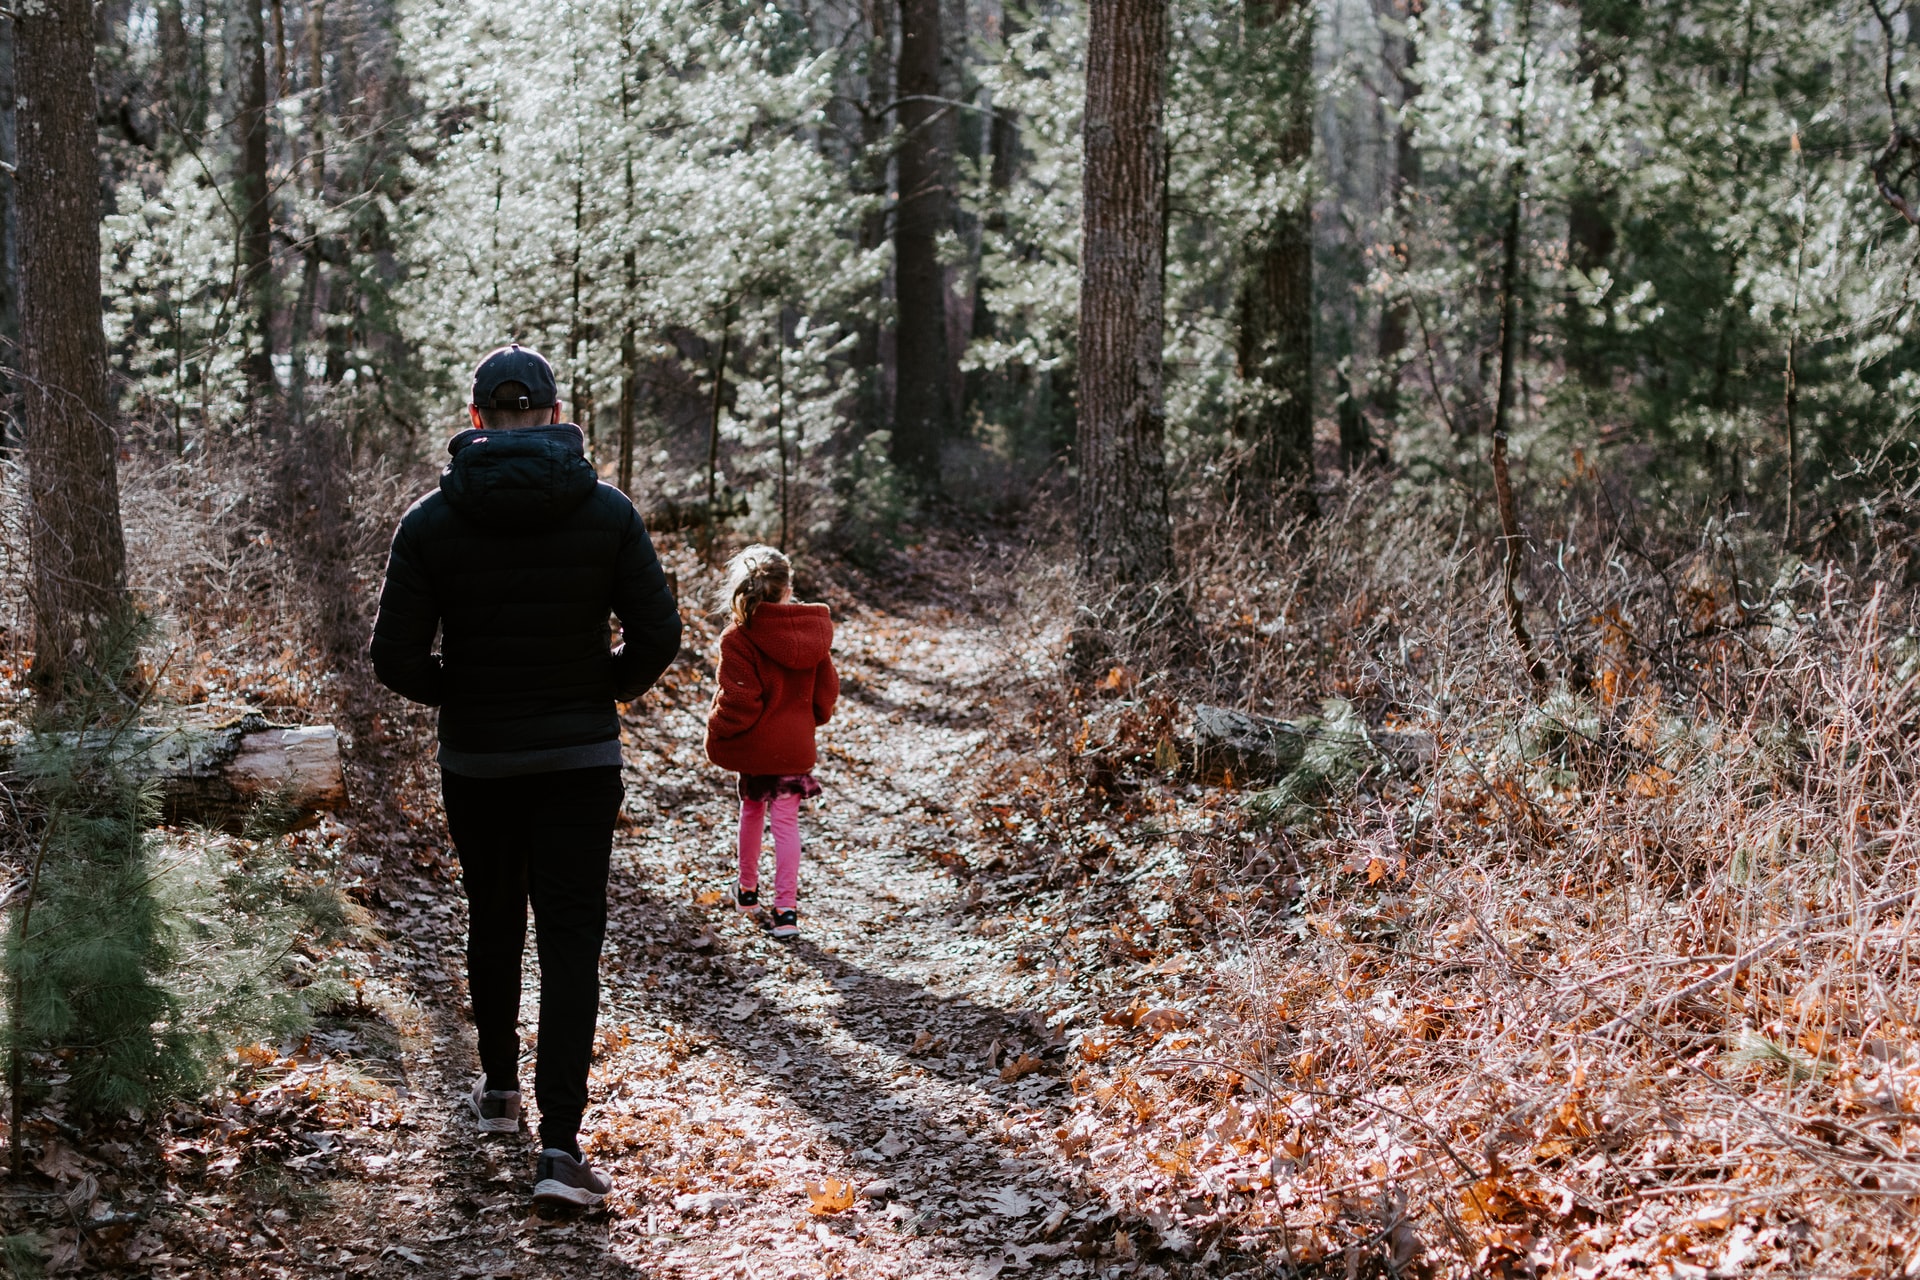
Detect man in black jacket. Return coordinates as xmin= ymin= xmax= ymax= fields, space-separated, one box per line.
xmin=370 ymin=344 xmax=680 ymax=1208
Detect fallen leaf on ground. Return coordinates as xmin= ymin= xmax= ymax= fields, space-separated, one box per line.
xmin=1000 ymin=1053 xmax=1046 ymax=1083
xmin=806 ymin=1177 xmax=856 ymax=1215
xmin=986 ymin=1185 xmax=1037 ymax=1217
xmin=33 ymin=1140 xmax=89 ymax=1182
xmin=1138 ymin=1008 xmax=1190 ymax=1034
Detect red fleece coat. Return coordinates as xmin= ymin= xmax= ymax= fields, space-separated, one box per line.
xmin=705 ymin=601 xmax=838 ymax=775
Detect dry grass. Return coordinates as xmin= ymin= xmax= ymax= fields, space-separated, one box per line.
xmin=1131 ymin=474 xmax=1920 ymax=1274
xmin=946 ymin=467 xmax=1920 ymax=1272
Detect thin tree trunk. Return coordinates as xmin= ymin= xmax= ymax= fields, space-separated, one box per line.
xmin=1076 ymin=0 xmax=1181 ymax=657
xmin=307 ymin=0 xmax=324 ymax=195
xmin=774 ymin=309 xmax=788 ymax=552
xmin=854 ymin=0 xmax=893 ymax=435
xmin=1235 ymin=0 xmax=1315 ymax=515
xmin=269 ymin=0 xmax=289 ymax=97
xmin=0 ymin=14 xmax=17 ymax=427
xmin=233 ymin=0 xmax=276 ymax=416
xmin=1489 ymin=0 xmax=1543 ymax=688
xmin=617 ymin=12 xmax=638 ymax=495
xmin=16 ymin=0 xmax=130 ymax=688
xmin=1368 ymin=0 xmax=1420 ymax=463
xmin=893 ymin=0 xmax=952 ymax=486
xmin=1785 ymin=131 xmax=1806 ymax=546
xmin=618 ymin=309 xmax=636 ymax=495
xmin=704 ymin=309 xmax=732 ymax=559
xmin=1491 ymin=429 xmax=1542 ymax=686
xmin=569 ymin=171 xmax=589 ymax=446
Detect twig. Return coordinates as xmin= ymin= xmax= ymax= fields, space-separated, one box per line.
xmin=1594 ymin=889 xmax=1919 ymax=1038
xmin=1139 ymin=1056 xmax=1483 ymax=1182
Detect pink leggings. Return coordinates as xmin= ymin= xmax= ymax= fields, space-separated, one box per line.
xmin=738 ymin=794 xmax=803 ymax=910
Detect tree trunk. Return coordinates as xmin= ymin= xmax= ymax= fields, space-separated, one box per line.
xmin=0 ymin=15 xmax=18 ymax=427
xmin=233 ymin=0 xmax=277 ymax=413
xmin=1368 ymin=0 xmax=1420 ymax=463
xmin=853 ymin=0 xmax=893 ymax=435
xmin=1235 ymin=0 xmax=1315 ymax=513
xmin=6 ymin=717 xmax=345 ymax=832
xmin=16 ymin=0 xmax=130 ymax=688
xmin=1489 ymin=0 xmax=1544 ymax=687
xmin=703 ymin=309 xmax=732 ymax=558
xmin=1076 ymin=0 xmax=1181 ymax=653
xmin=892 ymin=0 xmax=952 ymax=486
xmin=156 ymin=1 xmax=209 ymax=137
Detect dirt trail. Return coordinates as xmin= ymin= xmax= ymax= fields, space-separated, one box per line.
xmin=313 ymin=562 xmax=1158 ymax=1279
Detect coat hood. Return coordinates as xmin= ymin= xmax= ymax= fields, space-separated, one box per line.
xmin=440 ymin=423 xmax=598 ymax=531
xmin=741 ymin=601 xmax=833 ymax=670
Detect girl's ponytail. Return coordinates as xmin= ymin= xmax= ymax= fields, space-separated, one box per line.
xmin=719 ymin=544 xmax=792 ymax=628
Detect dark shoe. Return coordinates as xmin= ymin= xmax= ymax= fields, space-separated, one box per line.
xmin=731 ymin=882 xmax=759 ymax=912
xmin=768 ymin=908 xmax=799 ymax=940
xmin=533 ymin=1148 xmax=612 ymax=1208
xmin=468 ymin=1076 xmax=521 ymax=1135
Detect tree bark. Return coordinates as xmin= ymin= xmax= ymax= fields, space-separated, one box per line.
xmin=0 ymin=15 xmax=18 ymax=425
xmin=1368 ymin=0 xmax=1421 ymax=463
xmin=1076 ymin=0 xmax=1181 ymax=650
xmin=892 ymin=0 xmax=952 ymax=486
xmin=1235 ymin=0 xmax=1315 ymax=513
xmin=853 ymin=0 xmax=893 ymax=435
xmin=16 ymin=0 xmax=131 ymax=688
xmin=6 ymin=718 xmax=345 ymax=832
xmin=703 ymin=309 xmax=732 ymax=558
xmin=232 ymin=0 xmax=277 ymax=413
xmin=1489 ymin=0 xmax=1544 ymax=687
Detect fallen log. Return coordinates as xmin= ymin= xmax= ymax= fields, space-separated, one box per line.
xmin=1191 ymin=704 xmax=1436 ymax=785
xmin=4 ymin=713 xmax=345 ymax=831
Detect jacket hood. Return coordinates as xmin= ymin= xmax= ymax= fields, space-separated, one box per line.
xmin=741 ymin=601 xmax=833 ymax=669
xmin=440 ymin=424 xmax=598 ymax=530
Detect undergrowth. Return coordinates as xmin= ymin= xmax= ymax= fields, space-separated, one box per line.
xmin=972 ymin=467 xmax=1920 ymax=1275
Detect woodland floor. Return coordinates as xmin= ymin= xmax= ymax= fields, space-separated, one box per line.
xmin=44 ymin=530 xmax=1256 ymax=1278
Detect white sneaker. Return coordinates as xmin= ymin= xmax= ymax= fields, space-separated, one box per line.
xmin=468 ymin=1076 xmax=521 ymax=1135
xmin=533 ymin=1148 xmax=612 ymax=1207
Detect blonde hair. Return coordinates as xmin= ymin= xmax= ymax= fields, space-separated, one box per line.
xmin=719 ymin=544 xmax=792 ymax=627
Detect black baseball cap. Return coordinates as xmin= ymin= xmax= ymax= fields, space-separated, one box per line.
xmin=470 ymin=344 xmax=557 ymax=410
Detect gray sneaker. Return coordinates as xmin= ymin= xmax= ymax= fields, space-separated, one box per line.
xmin=468 ymin=1076 xmax=521 ymax=1135
xmin=533 ymin=1148 xmax=612 ymax=1208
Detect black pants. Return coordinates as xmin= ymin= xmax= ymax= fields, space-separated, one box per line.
xmin=441 ymin=766 xmax=622 ymax=1153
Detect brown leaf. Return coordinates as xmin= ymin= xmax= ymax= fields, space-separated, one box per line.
xmin=1078 ymin=1036 xmax=1117 ymax=1062
xmin=806 ymin=1177 xmax=856 ymax=1215
xmin=44 ymin=1228 xmax=79 ymax=1275
xmin=1000 ymin=1053 xmax=1046 ymax=1083
xmin=1138 ymin=1008 xmax=1191 ymax=1034
xmin=33 ymin=1139 xmax=90 ymax=1183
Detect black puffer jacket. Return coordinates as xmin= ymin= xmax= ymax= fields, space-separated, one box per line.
xmin=369 ymin=423 xmax=681 ymax=755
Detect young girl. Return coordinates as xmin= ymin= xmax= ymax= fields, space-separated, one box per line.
xmin=706 ymin=546 xmax=838 ymax=939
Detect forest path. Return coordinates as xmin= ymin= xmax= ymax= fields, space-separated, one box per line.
xmin=329 ymin=555 xmax=1145 ymax=1280
xmin=586 ymin=586 xmax=1095 ymax=1278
